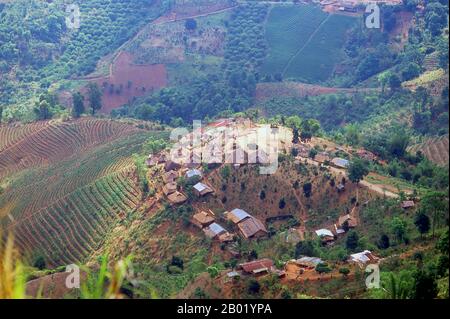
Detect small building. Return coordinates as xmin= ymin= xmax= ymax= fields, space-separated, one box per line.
xmin=338 ymin=214 xmax=357 ymax=229
xmin=193 ymin=182 xmax=214 ymax=197
xmin=224 ymin=208 xmax=267 ymax=239
xmin=336 ymin=183 xmax=345 ymax=192
xmin=185 ymin=169 xmax=202 ymax=179
xmin=349 ymin=250 xmax=379 ymax=268
xmin=163 ymin=170 xmax=179 ymax=184
xmin=334 ymin=224 xmax=346 ymax=235
xmin=191 ymin=211 xmax=215 ymax=229
xmin=203 ymin=223 xmax=233 ymax=242
xmin=162 ymin=182 xmax=177 ymax=196
xmin=315 ymin=152 xmax=330 ymax=163
xmin=356 ymin=149 xmax=377 ymax=161
xmin=295 ymin=257 xmax=323 ymax=269
xmin=315 ymin=228 xmax=335 ymax=242
xmin=167 ymin=191 xmax=187 ymax=205
xmin=401 ymin=200 xmax=415 ymax=209
xmin=164 ymin=160 xmax=181 ymax=172
xmin=238 ymin=258 xmax=274 ymax=276
xmin=225 ymin=208 xmax=252 ymax=224
xmin=237 ymin=217 xmax=268 ymax=239
xmin=331 ymin=157 xmax=350 ymax=169
xmin=225 ymin=271 xmax=241 ymax=282
xmin=203 ymin=222 xmax=226 ymax=239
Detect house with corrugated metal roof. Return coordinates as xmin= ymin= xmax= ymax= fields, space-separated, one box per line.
xmin=202 ymin=223 xmax=233 ymax=242
xmin=224 ymin=208 xmax=267 ymax=239
xmin=237 ymin=217 xmax=267 ymax=239
xmin=193 ymin=182 xmax=213 ymax=197
xmin=238 ymin=259 xmax=274 ymax=276
xmin=185 ymin=169 xmax=202 ymax=179
xmin=225 ymin=208 xmax=251 ymax=224
xmin=349 ymin=250 xmax=379 ymax=268
xmin=295 ymin=257 xmax=323 ymax=269
xmin=331 ymin=157 xmax=350 ymax=169
xmin=315 ymin=228 xmax=335 ymax=243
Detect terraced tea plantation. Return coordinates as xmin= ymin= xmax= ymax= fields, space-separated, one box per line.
xmin=261 ymin=4 xmax=357 ymax=83
xmin=0 ymin=119 xmax=166 ymax=266
xmin=408 ymin=135 xmax=449 ymax=167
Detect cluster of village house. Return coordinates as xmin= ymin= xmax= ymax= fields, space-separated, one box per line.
xmin=226 ymin=250 xmax=380 ymax=281
xmin=167 ymin=117 xmax=294 ymax=170
xmin=145 ymin=118 xmax=416 ymax=281
xmin=313 ymin=0 xmax=403 ymax=13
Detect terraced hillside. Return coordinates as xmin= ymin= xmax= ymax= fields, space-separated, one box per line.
xmin=408 ymin=135 xmax=449 ymax=166
xmin=0 ymin=119 xmax=166 ymax=266
xmin=261 ymin=4 xmax=357 ymax=83
xmin=0 ymin=119 xmax=140 ymax=180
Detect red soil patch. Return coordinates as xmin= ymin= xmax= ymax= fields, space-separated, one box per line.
xmin=86 ymin=52 xmax=167 ymax=113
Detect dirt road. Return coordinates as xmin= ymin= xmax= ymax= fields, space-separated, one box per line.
xmin=300 ymin=157 xmax=399 ymax=198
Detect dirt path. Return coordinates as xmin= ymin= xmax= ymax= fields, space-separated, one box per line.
xmin=300 ymin=157 xmax=399 ymax=198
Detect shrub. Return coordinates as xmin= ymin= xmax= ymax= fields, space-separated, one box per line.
xmin=247 ymin=279 xmax=261 ymax=295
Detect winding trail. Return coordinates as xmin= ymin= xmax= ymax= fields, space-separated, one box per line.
xmin=301 ymin=157 xmax=399 ymax=198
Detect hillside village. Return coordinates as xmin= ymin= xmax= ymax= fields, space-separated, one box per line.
xmin=138 ymin=118 xmax=423 ymax=292
xmin=0 ymin=0 xmax=448 ymax=302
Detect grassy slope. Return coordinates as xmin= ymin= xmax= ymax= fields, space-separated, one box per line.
xmin=261 ymin=4 xmax=357 ymax=83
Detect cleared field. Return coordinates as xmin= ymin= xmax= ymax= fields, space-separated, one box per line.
xmin=408 ymin=135 xmax=449 ymax=167
xmin=261 ymin=5 xmax=357 ymax=83
xmin=84 ymin=52 xmax=167 ymax=113
xmin=0 ymin=119 xmax=166 ymax=266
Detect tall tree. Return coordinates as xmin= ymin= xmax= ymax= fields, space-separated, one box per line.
xmin=388 ymin=73 xmax=402 ymax=90
xmin=72 ymin=92 xmax=85 ymax=118
xmin=87 ymin=83 xmax=102 ymax=115
xmin=414 ymin=211 xmax=430 ymax=237
xmin=34 ymin=100 xmax=52 ymax=120
xmin=421 ymin=191 xmax=449 ymax=237
xmin=413 ymin=270 xmax=438 ymax=299
xmin=391 ymin=217 xmax=407 ymax=243
xmin=348 ymin=158 xmax=369 ymax=184
xmin=346 ymin=231 xmax=359 ymax=250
